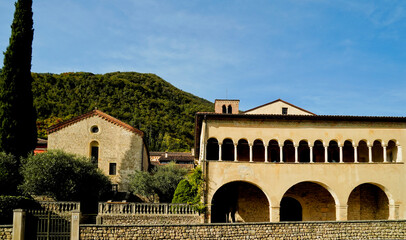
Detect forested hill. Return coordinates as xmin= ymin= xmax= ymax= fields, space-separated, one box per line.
xmin=32 ymin=72 xmax=214 ymax=152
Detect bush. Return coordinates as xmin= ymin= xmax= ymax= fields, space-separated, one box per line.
xmin=20 ymin=150 xmax=111 ymax=203
xmin=0 ymin=152 xmax=21 ymax=195
xmin=0 ymin=195 xmax=37 ymax=224
xmin=172 ymin=166 xmax=205 ymax=213
xmin=129 ymin=162 xmax=188 ymax=203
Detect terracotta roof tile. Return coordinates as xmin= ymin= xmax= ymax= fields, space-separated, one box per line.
xmin=47 ymin=110 xmax=144 ymax=136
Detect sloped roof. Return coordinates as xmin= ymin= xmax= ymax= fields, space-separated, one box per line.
xmin=47 ymin=110 xmax=144 ymax=136
xmin=244 ymin=99 xmax=316 ymax=115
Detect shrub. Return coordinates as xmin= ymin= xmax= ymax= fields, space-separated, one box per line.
xmin=0 ymin=152 xmax=21 ymax=195
xmin=0 ymin=195 xmax=37 ymax=224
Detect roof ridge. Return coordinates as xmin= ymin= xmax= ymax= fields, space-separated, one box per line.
xmin=47 ymin=110 xmax=144 ymax=136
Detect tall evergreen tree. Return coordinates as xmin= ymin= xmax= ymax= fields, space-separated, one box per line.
xmin=0 ymin=0 xmax=37 ymax=158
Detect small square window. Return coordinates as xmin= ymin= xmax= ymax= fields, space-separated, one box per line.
xmin=109 ymin=163 xmax=117 ymax=175
xmin=112 ymin=184 xmax=118 ymax=192
xmin=282 ymin=107 xmax=288 ymax=115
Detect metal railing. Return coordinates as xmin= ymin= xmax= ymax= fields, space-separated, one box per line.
xmin=98 ymin=202 xmax=198 ymax=216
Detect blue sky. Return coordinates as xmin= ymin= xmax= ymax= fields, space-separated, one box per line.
xmin=1 ymin=1 xmax=406 ymax=116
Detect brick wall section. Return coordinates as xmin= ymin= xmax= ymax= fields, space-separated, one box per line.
xmin=99 ymin=215 xmax=201 ymax=225
xmin=80 ymin=220 xmax=406 ymax=239
xmin=0 ymin=226 xmax=12 ymax=240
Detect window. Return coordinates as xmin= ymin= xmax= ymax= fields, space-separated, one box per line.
xmin=222 ymin=105 xmax=227 ymax=113
xmin=91 ymin=146 xmax=99 ymax=164
xmin=109 ymin=163 xmax=117 ymax=175
xmin=112 ymin=184 xmax=118 ymax=192
xmin=227 ymin=105 xmax=232 ymax=114
xmin=90 ymin=125 xmax=99 ymax=133
xmin=282 ymin=107 xmax=288 ymax=115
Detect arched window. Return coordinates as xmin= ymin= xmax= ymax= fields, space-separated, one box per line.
xmin=358 ymin=140 xmax=369 ymax=163
xmin=283 ymin=140 xmax=295 ymax=163
xmin=237 ymin=139 xmax=249 ymax=161
xmin=268 ymin=140 xmax=280 ymax=162
xmin=328 ymin=140 xmax=339 ymax=162
xmin=253 ymin=139 xmax=265 ymax=162
xmin=206 ymin=138 xmax=219 ymax=160
xmin=222 ymin=138 xmax=234 ymax=161
xmin=343 ymin=140 xmax=354 ymax=163
xmin=298 ymin=140 xmax=310 ymax=163
xmin=387 ymin=140 xmax=398 ymax=162
xmin=372 ymin=140 xmax=383 ymax=162
xmin=227 ymin=105 xmax=232 ymax=114
xmin=90 ymin=141 xmax=99 ymax=165
xmin=222 ymin=105 xmax=227 ymax=113
xmin=313 ymin=140 xmax=324 ymax=162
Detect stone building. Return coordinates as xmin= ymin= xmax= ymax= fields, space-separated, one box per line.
xmin=195 ymin=99 xmax=405 ymax=223
xmin=48 ymin=110 xmax=149 ymax=192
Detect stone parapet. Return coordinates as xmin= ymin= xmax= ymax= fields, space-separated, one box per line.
xmin=0 ymin=226 xmax=12 ymax=240
xmin=99 ymin=215 xmax=201 ymax=225
xmin=80 ymin=220 xmax=406 ymax=239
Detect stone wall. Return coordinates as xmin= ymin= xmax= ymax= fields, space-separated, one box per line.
xmin=98 ymin=215 xmax=201 ymax=225
xmin=80 ymin=220 xmax=406 ymax=239
xmin=0 ymin=226 xmax=12 ymax=240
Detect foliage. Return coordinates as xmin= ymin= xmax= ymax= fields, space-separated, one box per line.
xmin=0 ymin=0 xmax=37 ymax=158
xmin=31 ymin=72 xmax=213 ymax=150
xmin=129 ymin=162 xmax=188 ymax=203
xmin=0 ymin=152 xmax=21 ymax=195
xmin=36 ymin=116 xmax=66 ymax=139
xmin=0 ymin=195 xmax=37 ymax=224
xmin=20 ymin=150 xmax=111 ymax=202
xmin=172 ymin=166 xmax=205 ymax=212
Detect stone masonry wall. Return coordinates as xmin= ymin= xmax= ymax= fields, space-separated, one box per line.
xmin=80 ymin=220 xmax=406 ymax=240
xmin=0 ymin=226 xmax=12 ymax=240
xmin=99 ymin=215 xmax=201 ymax=225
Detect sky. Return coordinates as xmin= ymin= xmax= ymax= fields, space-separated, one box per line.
xmin=0 ymin=0 xmax=406 ymax=116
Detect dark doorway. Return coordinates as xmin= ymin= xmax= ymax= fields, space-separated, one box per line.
xmin=280 ymin=197 xmax=302 ymax=221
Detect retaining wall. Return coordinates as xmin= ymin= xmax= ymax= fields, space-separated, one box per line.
xmin=0 ymin=225 xmax=12 ymax=240
xmin=80 ymin=220 xmax=406 ymax=239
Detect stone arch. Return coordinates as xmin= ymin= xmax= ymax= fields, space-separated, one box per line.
xmin=283 ymin=140 xmax=295 ymax=163
xmin=328 ymin=140 xmax=339 ymax=163
xmin=253 ymin=139 xmax=265 ymax=162
xmin=372 ymin=140 xmax=384 ymax=162
xmin=206 ymin=138 xmax=219 ymax=160
xmin=280 ymin=181 xmax=337 ymax=221
xmin=237 ymin=139 xmax=249 ymax=162
xmin=358 ymin=140 xmax=369 ymax=163
xmin=222 ymin=105 xmax=227 ymax=113
xmin=298 ymin=140 xmax=310 ymax=163
xmin=227 ymin=105 xmax=232 ymax=114
xmin=343 ymin=140 xmax=354 ymax=163
xmin=313 ymin=140 xmax=325 ymax=163
xmin=347 ymin=183 xmax=390 ymax=220
xmin=387 ymin=140 xmax=398 ymax=162
xmin=221 ymin=138 xmax=234 ymax=161
xmin=268 ymin=139 xmax=280 ymax=162
xmin=210 ymin=181 xmax=270 ymax=223
xmin=90 ymin=141 xmax=99 ymax=165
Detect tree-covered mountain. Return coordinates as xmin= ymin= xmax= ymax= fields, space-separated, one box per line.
xmin=32 ymin=72 xmax=213 ymax=152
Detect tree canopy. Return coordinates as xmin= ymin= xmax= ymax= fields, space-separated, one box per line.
xmin=172 ymin=166 xmax=205 ymax=212
xmin=129 ymin=163 xmax=188 ymax=203
xmin=0 ymin=0 xmax=37 ymax=158
xmin=32 ymin=71 xmax=213 ymax=152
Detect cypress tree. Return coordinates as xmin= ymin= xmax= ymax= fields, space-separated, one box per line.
xmin=0 ymin=0 xmax=37 ymax=158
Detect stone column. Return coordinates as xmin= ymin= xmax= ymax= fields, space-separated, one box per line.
xmin=264 ymin=144 xmax=269 ymax=163
xmin=71 ymin=210 xmax=81 ymax=240
xmin=249 ymin=143 xmax=253 ymax=162
xmin=339 ymin=146 xmax=343 ymax=163
xmin=279 ymin=145 xmax=283 ymax=163
xmin=234 ymin=144 xmax=238 ymax=162
xmin=354 ymin=145 xmax=358 ymax=163
xmin=218 ymin=143 xmax=222 ymax=161
xmin=368 ymin=145 xmax=372 ymax=163
xmin=397 ymin=146 xmax=403 ymax=162
xmin=270 ymin=206 xmax=280 ymax=222
xmin=383 ymin=146 xmax=387 ymax=163
xmin=310 ymin=146 xmax=314 ymax=163
xmin=336 ymin=205 xmax=348 ymax=221
xmin=294 ymin=146 xmax=298 ymax=163
xmin=12 ymin=209 xmax=25 ymax=240
xmin=324 ymin=146 xmax=328 ymax=163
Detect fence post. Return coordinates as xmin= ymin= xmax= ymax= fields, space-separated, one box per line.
xmin=71 ymin=210 xmax=81 ymax=240
xmin=12 ymin=209 xmax=26 ymax=240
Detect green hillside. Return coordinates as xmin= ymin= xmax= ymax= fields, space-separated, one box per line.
xmin=32 ymin=72 xmax=213 ymax=152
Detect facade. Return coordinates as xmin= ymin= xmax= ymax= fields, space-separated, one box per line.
xmin=48 ymin=110 xmax=149 ymax=192
xmin=195 ymin=99 xmax=405 ymax=223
